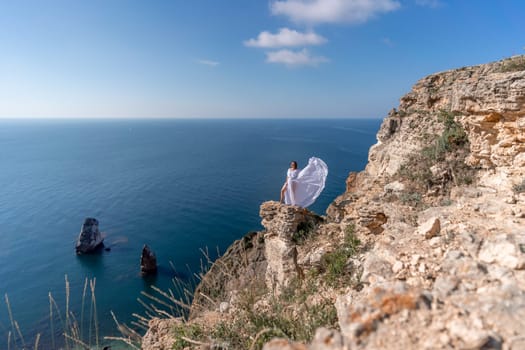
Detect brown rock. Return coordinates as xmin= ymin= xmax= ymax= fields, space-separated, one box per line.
xmin=418 ymin=217 xmax=441 ymax=239
xmin=75 ymin=217 xmax=104 ymax=254
xmin=483 ymin=112 xmax=503 ymax=123
xmin=358 ymin=207 xmax=387 ymax=235
xmin=140 ymin=244 xmax=158 ymax=276
xmin=309 ymin=328 xmax=345 ymax=350
xmin=346 ymin=172 xmax=359 ymax=192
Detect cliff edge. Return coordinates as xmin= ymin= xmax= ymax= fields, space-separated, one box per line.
xmin=142 ymin=55 xmax=525 ymax=350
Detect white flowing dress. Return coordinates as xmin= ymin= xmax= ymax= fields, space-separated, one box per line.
xmin=284 ymin=157 xmax=328 ymax=208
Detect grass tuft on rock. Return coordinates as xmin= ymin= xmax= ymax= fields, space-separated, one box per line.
xmin=395 ymin=110 xmax=475 ymax=207
xmin=513 ymin=179 xmax=525 ymax=194
xmin=213 ymin=279 xmax=337 ymax=350
xmin=498 ymin=56 xmax=525 ymax=72
xmin=171 ymin=323 xmax=205 ymax=350
xmin=319 ymin=224 xmax=362 ymax=288
xmin=292 ymin=220 xmax=317 ymax=245
xmin=168 ymin=276 xmax=338 ymax=350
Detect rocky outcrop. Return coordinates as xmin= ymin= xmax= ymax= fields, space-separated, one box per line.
xmin=190 ymin=230 xmax=267 ymax=318
xmin=367 ymin=55 xmax=525 ymax=180
xmin=75 ymin=217 xmax=104 ymax=254
xmin=140 ymin=245 xmax=158 ymax=276
xmin=142 ymin=55 xmax=525 ymax=350
xmin=260 ymin=201 xmax=323 ymax=294
xmin=141 ymin=318 xmax=182 ymax=350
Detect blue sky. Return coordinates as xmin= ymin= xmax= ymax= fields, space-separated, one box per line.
xmin=0 ymin=0 xmax=524 ymax=119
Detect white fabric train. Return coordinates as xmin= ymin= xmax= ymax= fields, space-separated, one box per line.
xmin=284 ymin=157 xmax=328 ymax=208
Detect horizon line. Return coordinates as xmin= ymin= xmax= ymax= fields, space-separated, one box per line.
xmin=0 ymin=116 xmax=385 ymax=121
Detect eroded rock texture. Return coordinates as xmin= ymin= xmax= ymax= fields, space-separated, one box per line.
xmin=260 ymin=201 xmax=323 ymax=294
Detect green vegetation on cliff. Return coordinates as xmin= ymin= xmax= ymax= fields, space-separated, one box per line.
xmin=395 ymin=109 xmax=475 ymax=208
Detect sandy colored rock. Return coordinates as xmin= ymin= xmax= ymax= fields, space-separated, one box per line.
xmin=262 ymin=339 xmax=307 ymax=350
xmin=260 ymin=201 xmax=322 ymax=294
xmin=384 ymin=180 xmax=405 ymax=193
xmin=142 ymin=318 xmax=182 ymax=350
xmin=418 ymin=217 xmax=441 ymax=239
xmin=478 ymin=234 xmax=525 ymax=270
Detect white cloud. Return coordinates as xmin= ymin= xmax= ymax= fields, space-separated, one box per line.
xmin=415 ymin=0 xmax=443 ymax=8
xmin=266 ymin=49 xmax=329 ymax=67
xmin=244 ymin=27 xmax=327 ymax=48
xmin=197 ymin=59 xmax=219 ymax=67
xmin=271 ymin=0 xmax=401 ymax=25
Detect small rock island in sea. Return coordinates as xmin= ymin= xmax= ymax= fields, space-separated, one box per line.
xmin=140 ymin=244 xmax=158 ymax=276
xmin=75 ymin=217 xmax=104 ymax=254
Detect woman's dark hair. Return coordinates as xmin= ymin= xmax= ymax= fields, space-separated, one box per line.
xmin=291 ymin=161 xmax=298 ymax=169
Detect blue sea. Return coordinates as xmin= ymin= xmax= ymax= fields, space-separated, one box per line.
xmin=0 ymin=118 xmax=381 ymax=346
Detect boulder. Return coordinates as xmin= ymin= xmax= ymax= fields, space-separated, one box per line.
xmin=140 ymin=244 xmax=158 ymax=275
xmin=75 ymin=218 xmax=104 ymax=254
xmin=260 ymin=201 xmax=322 ymax=294
xmin=418 ymin=217 xmax=441 ymax=239
xmin=142 ymin=318 xmax=182 ymax=350
xmin=478 ymin=234 xmax=525 ymax=270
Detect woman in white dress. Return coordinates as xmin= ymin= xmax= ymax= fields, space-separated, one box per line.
xmin=280 ymin=157 xmax=328 ymax=208
xmin=280 ymin=161 xmax=299 ymax=204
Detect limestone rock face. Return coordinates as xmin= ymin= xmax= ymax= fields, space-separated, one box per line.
xmin=367 ymin=56 xmax=525 ymax=182
xmin=75 ymin=217 xmax=104 ymax=254
xmin=260 ymin=201 xmax=322 ymax=294
xmin=140 ymin=244 xmax=158 ymax=275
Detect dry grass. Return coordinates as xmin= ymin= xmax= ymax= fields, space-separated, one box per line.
xmin=498 ymin=56 xmax=525 ymax=72
xmin=203 ymin=278 xmax=338 ymax=350
xmin=3 ymin=275 xmax=140 ymax=350
xmin=149 ymin=228 xmax=348 ymax=350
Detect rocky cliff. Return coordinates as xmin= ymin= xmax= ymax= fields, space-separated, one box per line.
xmin=142 ymin=55 xmax=525 ymax=350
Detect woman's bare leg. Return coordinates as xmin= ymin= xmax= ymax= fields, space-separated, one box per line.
xmin=280 ymin=183 xmax=287 ymax=203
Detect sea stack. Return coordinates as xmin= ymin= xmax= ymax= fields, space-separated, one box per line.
xmin=140 ymin=244 xmax=158 ymax=276
xmin=75 ymin=218 xmax=104 ymax=254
